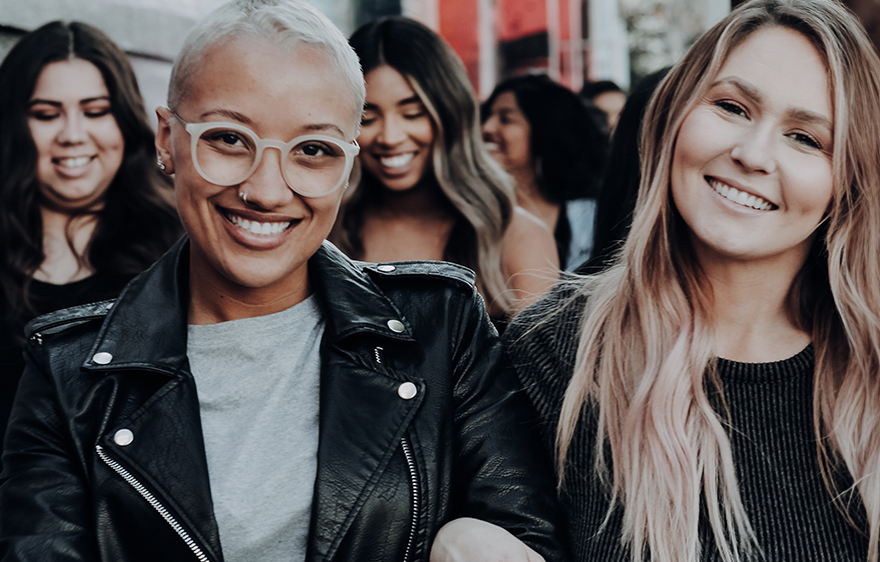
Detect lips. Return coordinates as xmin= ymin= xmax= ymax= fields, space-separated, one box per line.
xmin=378 ymin=152 xmax=415 ymax=169
xmin=707 ymin=177 xmax=777 ymax=211
xmin=222 ymin=208 xmax=294 ymax=236
xmin=53 ymin=156 xmax=94 ymax=168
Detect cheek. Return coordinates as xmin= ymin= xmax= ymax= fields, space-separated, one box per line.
xmin=356 ymin=124 xmax=379 ymax=150
xmin=28 ymin=123 xmax=54 ymax=160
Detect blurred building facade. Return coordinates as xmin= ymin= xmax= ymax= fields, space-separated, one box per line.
xmin=1 ymin=0 xmax=878 ymax=113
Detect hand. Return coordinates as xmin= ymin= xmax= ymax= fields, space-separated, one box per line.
xmin=430 ymin=517 xmax=546 ymax=562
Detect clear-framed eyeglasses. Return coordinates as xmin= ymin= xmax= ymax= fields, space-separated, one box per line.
xmin=171 ymin=110 xmax=360 ymax=198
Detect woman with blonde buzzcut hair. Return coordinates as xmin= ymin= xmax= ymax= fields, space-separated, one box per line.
xmin=503 ymin=0 xmax=880 ymax=560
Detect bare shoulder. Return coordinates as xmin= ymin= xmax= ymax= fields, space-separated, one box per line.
xmin=504 ymin=207 xmax=559 ymax=271
xmin=502 ymin=207 xmax=560 ymax=313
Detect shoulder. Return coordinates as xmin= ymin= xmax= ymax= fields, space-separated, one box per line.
xmin=503 ymin=282 xmax=587 ymax=402
xmin=24 ymin=299 xmax=115 ymax=342
xmin=503 ymin=207 xmax=559 ymax=270
xmin=358 ymin=259 xmax=476 ymax=291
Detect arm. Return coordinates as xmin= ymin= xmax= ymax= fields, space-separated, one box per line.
xmin=446 ymin=288 xmax=568 ymax=562
xmin=430 ymin=518 xmax=545 ymax=562
xmin=0 ymin=350 xmax=97 ymax=562
xmin=503 ymin=207 xmax=560 ymax=314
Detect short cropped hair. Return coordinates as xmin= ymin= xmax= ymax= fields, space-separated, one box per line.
xmin=167 ymin=0 xmax=364 ymax=117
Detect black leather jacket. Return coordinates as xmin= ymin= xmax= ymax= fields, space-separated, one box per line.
xmin=0 ymin=238 xmax=566 ymax=562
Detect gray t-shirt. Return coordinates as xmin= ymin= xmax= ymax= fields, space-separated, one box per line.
xmin=187 ymin=295 xmax=324 ymax=562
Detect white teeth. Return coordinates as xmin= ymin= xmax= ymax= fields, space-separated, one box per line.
xmin=709 ymin=179 xmax=774 ymax=211
xmin=227 ymin=212 xmax=291 ymax=235
xmin=57 ymin=157 xmax=92 ymax=168
xmin=484 ymin=142 xmax=500 ymax=152
xmin=379 ymin=153 xmax=414 ymax=168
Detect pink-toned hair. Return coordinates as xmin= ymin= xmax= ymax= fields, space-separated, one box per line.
xmin=556 ymin=0 xmax=880 ymax=560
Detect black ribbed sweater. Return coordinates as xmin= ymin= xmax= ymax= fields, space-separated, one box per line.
xmin=504 ymin=287 xmax=869 ymax=561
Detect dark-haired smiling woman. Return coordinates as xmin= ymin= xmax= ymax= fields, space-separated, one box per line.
xmin=0 ymin=21 xmax=180 ymax=470
xmin=0 ymin=1 xmax=564 ymax=561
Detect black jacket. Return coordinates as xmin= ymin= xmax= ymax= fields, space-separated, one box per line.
xmin=0 ymin=238 xmax=566 ymax=562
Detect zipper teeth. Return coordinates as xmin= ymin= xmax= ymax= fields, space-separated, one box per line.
xmin=96 ymin=445 xmax=210 ymax=562
xmin=401 ymin=436 xmax=419 ymax=562
xmin=374 ymin=346 xmax=384 ymax=364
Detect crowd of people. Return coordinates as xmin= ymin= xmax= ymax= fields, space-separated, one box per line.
xmin=1 ymin=0 xmax=880 ymax=560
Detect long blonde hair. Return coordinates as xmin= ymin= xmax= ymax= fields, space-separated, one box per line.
xmin=332 ymin=17 xmax=515 ymax=313
xmin=556 ymin=0 xmax=880 ymax=560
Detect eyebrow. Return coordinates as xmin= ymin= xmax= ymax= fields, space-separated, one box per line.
xmin=711 ymin=77 xmax=832 ymax=131
xmin=199 ymin=108 xmax=253 ymax=123
xmin=200 ymin=109 xmax=346 ymax=138
xmin=29 ymin=96 xmax=111 ymax=107
xmin=302 ymin=123 xmax=346 ymax=137
xmin=363 ymin=96 xmax=423 ymax=111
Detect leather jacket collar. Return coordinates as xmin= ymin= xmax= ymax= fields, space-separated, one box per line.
xmin=80 ymin=236 xmax=416 ymax=376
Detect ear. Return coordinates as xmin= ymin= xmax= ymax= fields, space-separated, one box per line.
xmin=155 ymin=106 xmax=175 ymax=176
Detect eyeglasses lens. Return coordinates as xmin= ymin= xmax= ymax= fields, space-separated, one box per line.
xmin=194 ymin=126 xmax=347 ymax=196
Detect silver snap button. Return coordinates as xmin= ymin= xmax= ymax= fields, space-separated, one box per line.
xmin=398 ymin=382 xmax=418 ymax=400
xmin=387 ymin=319 xmax=405 ymax=333
xmin=114 ymin=429 xmax=134 ymax=446
xmin=92 ymin=352 xmax=113 ymax=365
xmin=377 ymin=264 xmax=396 ymax=272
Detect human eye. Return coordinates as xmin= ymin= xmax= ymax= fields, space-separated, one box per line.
xmin=403 ymin=109 xmax=426 ymax=120
xmin=29 ymin=111 xmax=60 ymax=121
xmin=83 ymin=104 xmax=112 ymax=118
xmin=361 ymin=110 xmax=378 ymax=126
xmin=401 ymin=102 xmax=427 ymax=120
xmin=28 ymin=104 xmax=60 ymax=121
xmin=200 ymin=128 xmax=253 ymax=153
xmin=788 ymin=131 xmax=823 ymax=150
xmin=293 ymin=140 xmax=344 ymax=162
xmin=714 ymin=99 xmax=747 ymax=117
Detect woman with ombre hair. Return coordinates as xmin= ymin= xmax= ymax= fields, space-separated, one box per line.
xmin=331 ymin=17 xmax=558 ymax=321
xmin=503 ymin=0 xmax=880 ymax=560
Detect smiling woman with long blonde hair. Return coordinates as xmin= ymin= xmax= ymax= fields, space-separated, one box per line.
xmin=504 ymin=0 xmax=880 ymax=560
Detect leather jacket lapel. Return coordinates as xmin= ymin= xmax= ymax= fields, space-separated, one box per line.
xmin=308 ymin=344 xmax=425 ymax=561
xmin=98 ymin=373 xmax=224 ymax=562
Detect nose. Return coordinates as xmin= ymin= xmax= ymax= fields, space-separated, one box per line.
xmin=730 ymin=124 xmax=777 ymax=174
xmin=376 ymin=115 xmax=406 ymax=146
xmin=239 ymin=145 xmax=295 ymax=209
xmin=57 ymin=112 xmax=87 ymax=145
xmin=482 ymin=115 xmax=499 ymax=141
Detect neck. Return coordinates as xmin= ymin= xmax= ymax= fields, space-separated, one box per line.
xmin=698 ymin=250 xmax=811 ymax=363
xmin=35 ymin=206 xmax=98 ymax=284
xmin=187 ymin=247 xmax=311 ymax=325
xmin=511 ymin=169 xmax=559 ymax=231
xmin=371 ymin=178 xmax=455 ymax=220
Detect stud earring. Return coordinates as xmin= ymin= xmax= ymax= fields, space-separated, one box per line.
xmin=157 ymin=156 xmax=166 ymax=171
xmin=239 ymin=191 xmax=249 ymax=205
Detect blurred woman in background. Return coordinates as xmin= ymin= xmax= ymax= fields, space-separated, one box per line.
xmin=331 ymin=17 xmax=557 ymax=320
xmin=0 ymin=21 xmax=180 ymax=463
xmin=482 ymin=75 xmax=608 ymax=270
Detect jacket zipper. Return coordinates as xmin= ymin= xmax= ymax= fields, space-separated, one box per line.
xmin=96 ymin=445 xmax=210 ymax=562
xmin=401 ymin=436 xmax=419 ymax=562
xmin=375 ymin=346 xmax=418 ymax=562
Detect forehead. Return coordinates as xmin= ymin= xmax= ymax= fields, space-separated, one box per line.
xmin=179 ymin=35 xmax=360 ymax=138
xmin=714 ymin=26 xmax=831 ymax=120
xmin=32 ymin=58 xmax=109 ymax=99
xmin=491 ymin=91 xmax=522 ymax=111
xmin=364 ymin=65 xmax=418 ymax=103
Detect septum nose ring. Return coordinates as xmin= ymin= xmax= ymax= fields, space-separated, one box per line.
xmin=239 ymin=191 xmax=249 ymax=205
